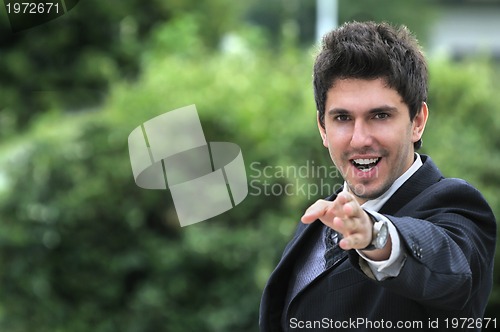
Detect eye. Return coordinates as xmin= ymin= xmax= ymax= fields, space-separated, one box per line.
xmin=334 ymin=114 xmax=351 ymax=122
xmin=374 ymin=112 xmax=390 ymax=120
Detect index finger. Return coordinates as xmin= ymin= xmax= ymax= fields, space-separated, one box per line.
xmin=301 ymin=199 xmax=332 ymax=224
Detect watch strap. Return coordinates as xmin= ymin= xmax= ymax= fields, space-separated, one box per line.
xmin=362 ymin=211 xmax=388 ymax=251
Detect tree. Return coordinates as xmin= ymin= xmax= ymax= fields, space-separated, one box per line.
xmin=0 ymin=0 xmax=248 ymax=138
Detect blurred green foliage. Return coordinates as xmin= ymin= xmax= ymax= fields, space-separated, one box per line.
xmin=0 ymin=1 xmax=499 ymax=331
xmin=0 ymin=0 xmax=250 ymax=137
xmin=0 ymin=16 xmax=319 ymax=331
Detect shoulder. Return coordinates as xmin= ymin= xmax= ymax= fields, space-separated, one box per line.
xmin=415 ymin=156 xmax=488 ymax=204
xmin=426 ymin=177 xmax=488 ymax=204
xmin=401 ymin=176 xmax=496 ymax=233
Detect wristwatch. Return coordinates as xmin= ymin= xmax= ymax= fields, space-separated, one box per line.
xmin=362 ymin=212 xmax=389 ymax=251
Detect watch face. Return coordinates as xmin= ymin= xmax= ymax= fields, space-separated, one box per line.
xmin=376 ymin=222 xmax=389 ymax=248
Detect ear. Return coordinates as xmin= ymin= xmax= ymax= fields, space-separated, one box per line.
xmin=317 ymin=111 xmax=328 ymax=148
xmin=412 ymin=102 xmax=429 ymax=145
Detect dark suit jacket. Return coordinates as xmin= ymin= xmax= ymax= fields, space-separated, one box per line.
xmin=259 ymin=155 xmax=496 ymax=331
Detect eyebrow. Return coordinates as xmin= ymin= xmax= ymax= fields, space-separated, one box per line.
xmin=327 ymin=105 xmax=399 ymax=116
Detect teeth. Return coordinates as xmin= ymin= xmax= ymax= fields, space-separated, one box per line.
xmin=351 ymin=157 xmax=380 ymax=172
xmin=353 ymin=158 xmax=379 ymax=165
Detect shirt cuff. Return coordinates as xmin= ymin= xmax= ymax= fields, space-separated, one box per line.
xmin=356 ymin=211 xmax=406 ymax=281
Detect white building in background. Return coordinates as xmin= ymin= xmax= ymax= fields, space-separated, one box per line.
xmin=430 ymin=0 xmax=500 ymax=59
xmin=316 ymin=0 xmax=338 ymax=43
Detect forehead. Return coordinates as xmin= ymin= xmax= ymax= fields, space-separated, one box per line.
xmin=325 ymin=78 xmax=405 ymax=112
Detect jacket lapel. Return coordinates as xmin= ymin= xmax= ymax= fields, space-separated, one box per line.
xmin=277 ymin=191 xmax=338 ymax=265
xmin=380 ymin=155 xmax=443 ymax=215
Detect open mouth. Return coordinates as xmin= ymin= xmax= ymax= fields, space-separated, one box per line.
xmin=350 ymin=158 xmax=381 ymax=173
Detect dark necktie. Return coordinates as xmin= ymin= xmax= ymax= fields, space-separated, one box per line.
xmin=324 ymin=227 xmax=344 ymax=269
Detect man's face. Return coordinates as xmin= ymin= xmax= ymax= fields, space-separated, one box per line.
xmin=318 ymin=78 xmax=427 ymax=204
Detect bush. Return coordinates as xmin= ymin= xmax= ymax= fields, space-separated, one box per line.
xmin=0 ymin=22 xmax=321 ymax=331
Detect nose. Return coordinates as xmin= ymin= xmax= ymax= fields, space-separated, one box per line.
xmin=350 ymin=120 xmax=373 ymax=149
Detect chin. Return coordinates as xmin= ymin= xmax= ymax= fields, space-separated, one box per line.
xmin=349 ymin=182 xmax=390 ymax=200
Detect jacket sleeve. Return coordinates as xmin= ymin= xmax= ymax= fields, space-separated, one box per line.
xmin=349 ymin=178 xmax=496 ymax=310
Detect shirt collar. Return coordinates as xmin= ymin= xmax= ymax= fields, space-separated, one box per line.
xmin=343 ymin=153 xmax=423 ymax=212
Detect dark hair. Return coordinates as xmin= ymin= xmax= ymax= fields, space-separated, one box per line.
xmin=313 ymin=21 xmax=427 ymax=149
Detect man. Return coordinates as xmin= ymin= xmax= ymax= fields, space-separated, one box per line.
xmin=259 ymin=21 xmax=496 ymax=332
